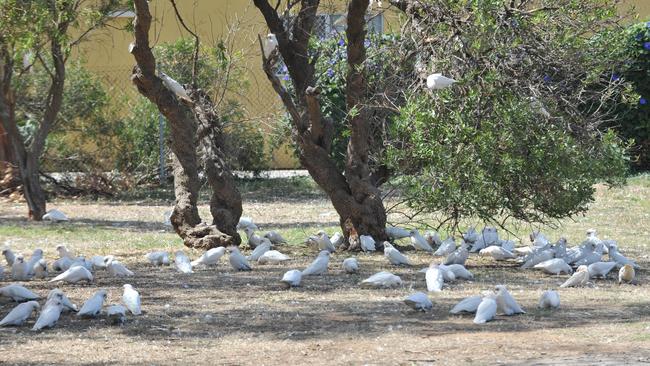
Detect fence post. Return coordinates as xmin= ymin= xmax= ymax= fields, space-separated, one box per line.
xmin=158 ymin=112 xmax=166 ymax=185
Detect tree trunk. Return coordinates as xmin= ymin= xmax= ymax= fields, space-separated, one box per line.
xmin=0 ymin=100 xmax=20 ymax=191
xmin=254 ymin=0 xmax=388 ymax=250
xmin=0 ymin=83 xmax=47 ymax=219
xmin=131 ymin=0 xmax=242 ymax=250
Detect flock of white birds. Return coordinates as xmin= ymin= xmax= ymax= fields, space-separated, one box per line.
xmin=0 ymin=208 xmax=641 ymax=330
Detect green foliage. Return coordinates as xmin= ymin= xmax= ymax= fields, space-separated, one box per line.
xmin=599 ymin=20 xmax=650 ymax=170
xmin=13 ymin=61 xmax=115 ymax=172
xmin=273 ymin=33 xmax=404 ymax=170
xmin=386 ymin=0 xmax=630 ymax=227
xmin=387 ymin=92 xmax=628 ymax=225
xmin=153 ymin=39 xmax=267 ymax=172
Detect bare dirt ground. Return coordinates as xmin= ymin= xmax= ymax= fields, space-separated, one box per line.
xmin=0 ymin=177 xmax=649 ymax=365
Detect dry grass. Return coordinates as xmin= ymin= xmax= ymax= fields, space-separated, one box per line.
xmin=0 ymin=175 xmax=649 ymax=365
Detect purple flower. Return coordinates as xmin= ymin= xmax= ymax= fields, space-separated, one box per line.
xmin=364 ymin=39 xmax=371 ymax=48
xmin=326 ymin=68 xmax=335 ymax=77
xmin=644 ymin=42 xmax=650 ymax=51
xmin=338 ymin=38 xmax=345 ymax=47
xmin=282 ymin=75 xmax=290 ymax=81
xmin=611 ymin=73 xmax=620 ymax=81
xmin=636 ymin=33 xmax=644 ymax=41
xmin=647 ymin=21 xmax=650 ymax=28
xmin=641 ymin=97 xmax=648 ymax=105
xmin=543 ymin=75 xmax=552 ymax=83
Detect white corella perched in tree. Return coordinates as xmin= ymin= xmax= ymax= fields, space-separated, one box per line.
xmin=426 ymin=73 xmax=456 ymax=90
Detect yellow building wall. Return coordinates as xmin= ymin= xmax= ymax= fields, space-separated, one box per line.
xmin=74 ymin=0 xmax=649 ymax=169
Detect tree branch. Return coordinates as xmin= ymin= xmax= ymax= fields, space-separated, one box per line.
xmin=169 ymin=0 xmax=200 ymax=85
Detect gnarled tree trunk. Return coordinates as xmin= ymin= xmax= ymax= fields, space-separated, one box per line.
xmin=254 ymin=0 xmax=388 ymax=250
xmin=130 ymin=0 xmax=242 ymax=250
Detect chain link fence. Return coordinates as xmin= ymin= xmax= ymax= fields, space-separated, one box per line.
xmin=2 ymin=11 xmax=384 ymax=196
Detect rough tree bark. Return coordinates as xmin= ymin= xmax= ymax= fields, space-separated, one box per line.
xmin=0 ymin=21 xmax=67 ymax=219
xmin=253 ymin=0 xmax=388 ymax=250
xmin=0 ymin=66 xmax=19 ymax=191
xmin=130 ymin=0 xmax=242 ymax=249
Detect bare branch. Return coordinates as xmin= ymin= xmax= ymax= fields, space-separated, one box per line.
xmin=169 ymin=0 xmax=200 ymax=85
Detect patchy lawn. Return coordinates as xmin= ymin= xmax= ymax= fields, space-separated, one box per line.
xmin=0 ymin=175 xmax=649 ymax=365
